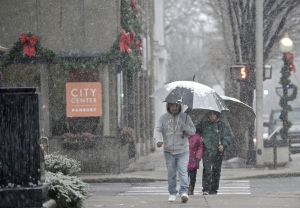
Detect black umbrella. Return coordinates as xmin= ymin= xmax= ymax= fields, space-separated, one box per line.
xmin=187 ymin=95 xmax=256 ymax=136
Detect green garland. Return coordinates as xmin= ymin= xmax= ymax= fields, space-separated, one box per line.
xmin=279 ymin=54 xmax=298 ymax=139
xmin=120 ymin=0 xmax=142 ymax=73
xmin=1 ymin=0 xmax=142 ymax=73
xmin=121 ymin=0 xmax=141 ymax=34
xmin=1 ymin=35 xmax=119 ymax=71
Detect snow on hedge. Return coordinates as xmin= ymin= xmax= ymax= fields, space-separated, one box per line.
xmin=45 ymin=151 xmax=81 ymax=176
xmin=45 ymin=152 xmax=88 ymax=208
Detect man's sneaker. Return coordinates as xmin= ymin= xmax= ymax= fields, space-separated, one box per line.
xmin=210 ymin=191 xmax=217 ymax=195
xmin=203 ymin=191 xmax=209 ymax=195
xmin=181 ymin=193 xmax=189 ymax=203
xmin=168 ymin=194 xmax=176 ymax=202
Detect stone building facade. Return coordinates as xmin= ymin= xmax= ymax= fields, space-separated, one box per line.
xmin=0 ymin=0 xmax=166 ymax=173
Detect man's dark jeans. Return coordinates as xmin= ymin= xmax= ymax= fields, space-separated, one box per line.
xmin=202 ymin=152 xmax=223 ymax=193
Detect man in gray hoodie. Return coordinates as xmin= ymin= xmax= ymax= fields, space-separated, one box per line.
xmin=154 ymin=102 xmax=196 ymax=203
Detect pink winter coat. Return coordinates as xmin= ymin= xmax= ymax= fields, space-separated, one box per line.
xmin=188 ymin=133 xmax=203 ymax=170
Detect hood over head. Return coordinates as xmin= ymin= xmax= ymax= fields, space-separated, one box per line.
xmin=166 ymin=102 xmax=182 ymax=114
xmin=207 ymin=110 xmax=220 ymax=122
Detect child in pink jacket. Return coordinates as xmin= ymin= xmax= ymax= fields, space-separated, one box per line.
xmin=188 ymin=133 xmax=203 ymax=195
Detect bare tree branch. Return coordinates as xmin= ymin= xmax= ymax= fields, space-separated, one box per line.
xmin=263 ymin=3 xmax=300 ymax=61
xmin=218 ymin=0 xmax=235 ymax=63
xmin=227 ymin=0 xmax=240 ymax=63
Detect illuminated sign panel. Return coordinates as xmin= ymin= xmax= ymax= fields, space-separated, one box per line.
xmin=230 ymin=65 xmax=247 ymax=81
xmin=66 ymin=82 xmax=102 ymax=117
xmin=241 ymin=67 xmax=246 ymax=79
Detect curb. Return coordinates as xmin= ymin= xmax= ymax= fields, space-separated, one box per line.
xmin=82 ymin=173 xmax=300 ymax=183
xmin=223 ymin=172 xmax=300 ymax=180
xmin=81 ymin=172 xmax=300 ymax=183
xmin=82 ymin=178 xmax=163 ymax=183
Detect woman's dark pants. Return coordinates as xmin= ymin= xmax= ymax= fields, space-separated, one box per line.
xmin=202 ymin=152 xmax=223 ymax=193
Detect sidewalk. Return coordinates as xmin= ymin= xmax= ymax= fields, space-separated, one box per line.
xmin=80 ymin=148 xmax=300 ymax=183
xmin=82 ymin=149 xmax=300 ymax=208
xmin=84 ymin=192 xmax=300 ymax=208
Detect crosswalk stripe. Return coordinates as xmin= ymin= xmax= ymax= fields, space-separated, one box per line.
xmin=119 ymin=180 xmax=251 ymax=196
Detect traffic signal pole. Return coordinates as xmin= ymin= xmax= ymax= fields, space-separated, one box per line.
xmin=230 ymin=64 xmax=257 ymax=164
xmin=255 ymin=0 xmax=264 ymax=166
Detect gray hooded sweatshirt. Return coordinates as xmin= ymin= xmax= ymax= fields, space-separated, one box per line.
xmin=154 ymin=106 xmax=196 ymax=154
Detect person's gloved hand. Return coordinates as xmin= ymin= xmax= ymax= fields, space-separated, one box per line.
xmin=157 ymin=142 xmax=163 ymax=148
xmin=218 ymin=145 xmax=224 ymax=152
xmin=182 ymin=124 xmax=191 ymax=138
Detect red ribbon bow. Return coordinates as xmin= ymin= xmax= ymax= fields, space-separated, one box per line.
xmin=119 ymin=30 xmax=132 ymax=54
xmin=131 ymin=0 xmax=136 ymax=9
xmin=136 ymin=35 xmax=143 ymax=56
xmin=286 ymin=53 xmax=296 ymax=72
xmin=131 ymin=0 xmax=137 ymax=17
xmin=19 ymin=33 xmax=37 ymax=57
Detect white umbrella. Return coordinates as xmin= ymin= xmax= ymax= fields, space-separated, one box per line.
xmin=150 ymin=81 xmax=229 ymax=112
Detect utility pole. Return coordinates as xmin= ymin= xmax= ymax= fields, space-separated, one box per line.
xmin=256 ymin=0 xmax=264 ymax=166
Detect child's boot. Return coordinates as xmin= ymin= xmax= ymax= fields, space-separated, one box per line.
xmin=188 ymin=184 xmax=194 ymax=195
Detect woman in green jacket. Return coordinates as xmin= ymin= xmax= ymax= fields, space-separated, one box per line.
xmin=196 ymin=111 xmax=232 ymax=195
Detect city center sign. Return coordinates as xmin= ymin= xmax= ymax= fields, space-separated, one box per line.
xmin=66 ymin=82 xmax=102 ymax=117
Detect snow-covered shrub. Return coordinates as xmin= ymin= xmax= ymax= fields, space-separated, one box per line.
xmin=45 ymin=152 xmax=81 ymax=176
xmin=45 ymin=152 xmax=88 ymax=208
xmin=46 ymin=171 xmax=88 ymax=208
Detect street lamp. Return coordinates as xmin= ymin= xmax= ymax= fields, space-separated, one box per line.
xmin=280 ymin=33 xmax=293 ymax=53
xmin=279 ymin=34 xmax=292 ymax=141
xmin=277 ymin=33 xmax=298 ymax=161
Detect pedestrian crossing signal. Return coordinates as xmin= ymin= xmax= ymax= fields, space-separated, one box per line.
xmin=230 ymin=65 xmax=247 ymax=81
xmin=240 ymin=67 xmax=246 ymax=79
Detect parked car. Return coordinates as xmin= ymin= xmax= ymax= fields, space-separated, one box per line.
xmin=269 ymin=108 xmax=300 ymax=154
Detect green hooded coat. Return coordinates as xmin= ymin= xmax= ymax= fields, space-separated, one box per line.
xmin=196 ymin=119 xmax=232 ymax=156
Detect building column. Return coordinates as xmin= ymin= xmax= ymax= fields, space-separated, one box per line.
xmin=134 ymin=73 xmax=141 ymax=158
xmin=148 ymin=75 xmax=155 ymax=151
xmin=98 ymin=64 xmax=110 ymax=136
xmin=122 ymin=69 xmax=128 ymax=127
xmin=40 ymin=63 xmax=51 ymax=137
xmin=144 ymin=74 xmax=150 ymax=154
xmin=139 ymin=73 xmax=146 ymax=156
xmin=108 ymin=64 xmax=117 ymax=137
